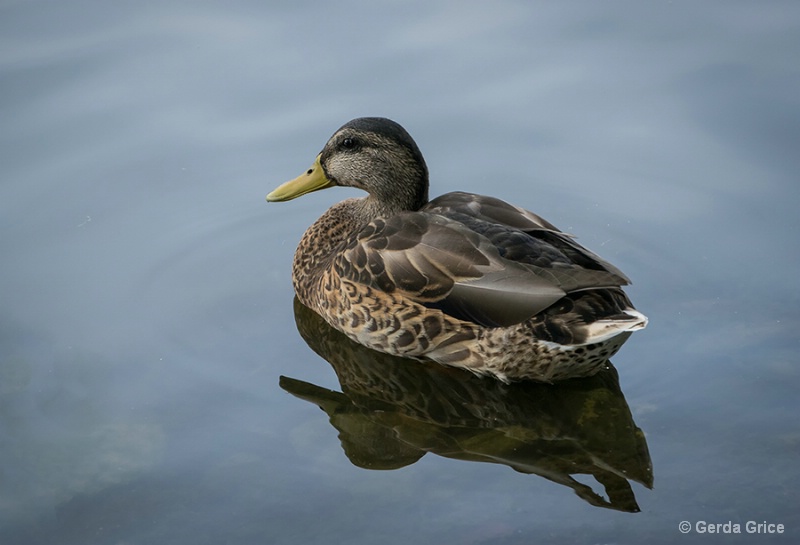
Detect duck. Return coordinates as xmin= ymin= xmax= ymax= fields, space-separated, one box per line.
xmin=266 ymin=117 xmax=647 ymax=382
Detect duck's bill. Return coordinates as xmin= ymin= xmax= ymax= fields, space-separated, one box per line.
xmin=266 ymin=155 xmax=333 ymax=202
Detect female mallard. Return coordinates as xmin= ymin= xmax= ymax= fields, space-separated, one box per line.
xmin=267 ymin=117 xmax=647 ymax=382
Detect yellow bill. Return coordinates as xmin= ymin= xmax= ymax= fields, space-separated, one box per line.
xmin=266 ymin=155 xmax=333 ymax=202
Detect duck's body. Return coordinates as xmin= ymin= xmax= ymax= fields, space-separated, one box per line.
xmin=268 ymin=118 xmax=647 ymax=382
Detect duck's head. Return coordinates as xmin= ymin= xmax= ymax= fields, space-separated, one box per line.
xmin=267 ymin=117 xmax=429 ymax=212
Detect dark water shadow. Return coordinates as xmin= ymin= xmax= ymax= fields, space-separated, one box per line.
xmin=281 ymin=298 xmax=653 ymax=512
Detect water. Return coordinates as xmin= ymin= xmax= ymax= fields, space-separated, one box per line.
xmin=2 ymin=1 xmax=799 ymax=543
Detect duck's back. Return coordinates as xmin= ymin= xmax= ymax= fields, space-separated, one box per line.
xmin=424 ymin=191 xmax=630 ymax=285
xmin=330 ymin=191 xmax=643 ymax=334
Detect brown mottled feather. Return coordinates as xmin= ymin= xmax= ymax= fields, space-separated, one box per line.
xmin=271 ymin=117 xmax=647 ymax=381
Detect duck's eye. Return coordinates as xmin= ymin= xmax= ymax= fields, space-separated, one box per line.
xmin=341 ymin=137 xmax=357 ymax=150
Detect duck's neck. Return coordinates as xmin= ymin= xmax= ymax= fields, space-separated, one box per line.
xmin=367 ymin=174 xmax=429 ymax=215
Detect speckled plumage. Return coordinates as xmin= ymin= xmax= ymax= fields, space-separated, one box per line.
xmin=282 ymin=298 xmax=653 ymax=512
xmin=267 ymin=117 xmax=647 ymax=382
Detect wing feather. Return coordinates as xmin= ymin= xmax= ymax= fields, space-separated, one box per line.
xmin=338 ymin=193 xmax=631 ymax=328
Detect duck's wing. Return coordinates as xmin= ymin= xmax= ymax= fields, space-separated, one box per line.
xmin=341 ymin=212 xmax=562 ymax=327
xmin=426 ymin=192 xmax=631 ymax=284
xmin=340 ymin=206 xmax=628 ymax=328
xmin=425 ymin=191 xmax=561 ymax=231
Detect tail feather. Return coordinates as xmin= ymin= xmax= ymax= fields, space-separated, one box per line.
xmin=581 ymin=308 xmax=648 ymax=344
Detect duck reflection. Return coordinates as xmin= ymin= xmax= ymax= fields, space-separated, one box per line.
xmin=281 ymin=298 xmax=653 ymax=512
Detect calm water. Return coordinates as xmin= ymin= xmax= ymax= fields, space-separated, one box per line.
xmin=2 ymin=1 xmax=799 ymax=543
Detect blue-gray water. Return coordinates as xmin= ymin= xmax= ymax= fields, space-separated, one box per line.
xmin=2 ymin=1 xmax=799 ymax=543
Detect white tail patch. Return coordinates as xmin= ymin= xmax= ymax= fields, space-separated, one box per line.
xmin=582 ymin=308 xmax=648 ymax=344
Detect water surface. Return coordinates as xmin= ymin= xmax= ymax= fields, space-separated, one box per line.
xmin=1 ymin=1 xmax=799 ymax=543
